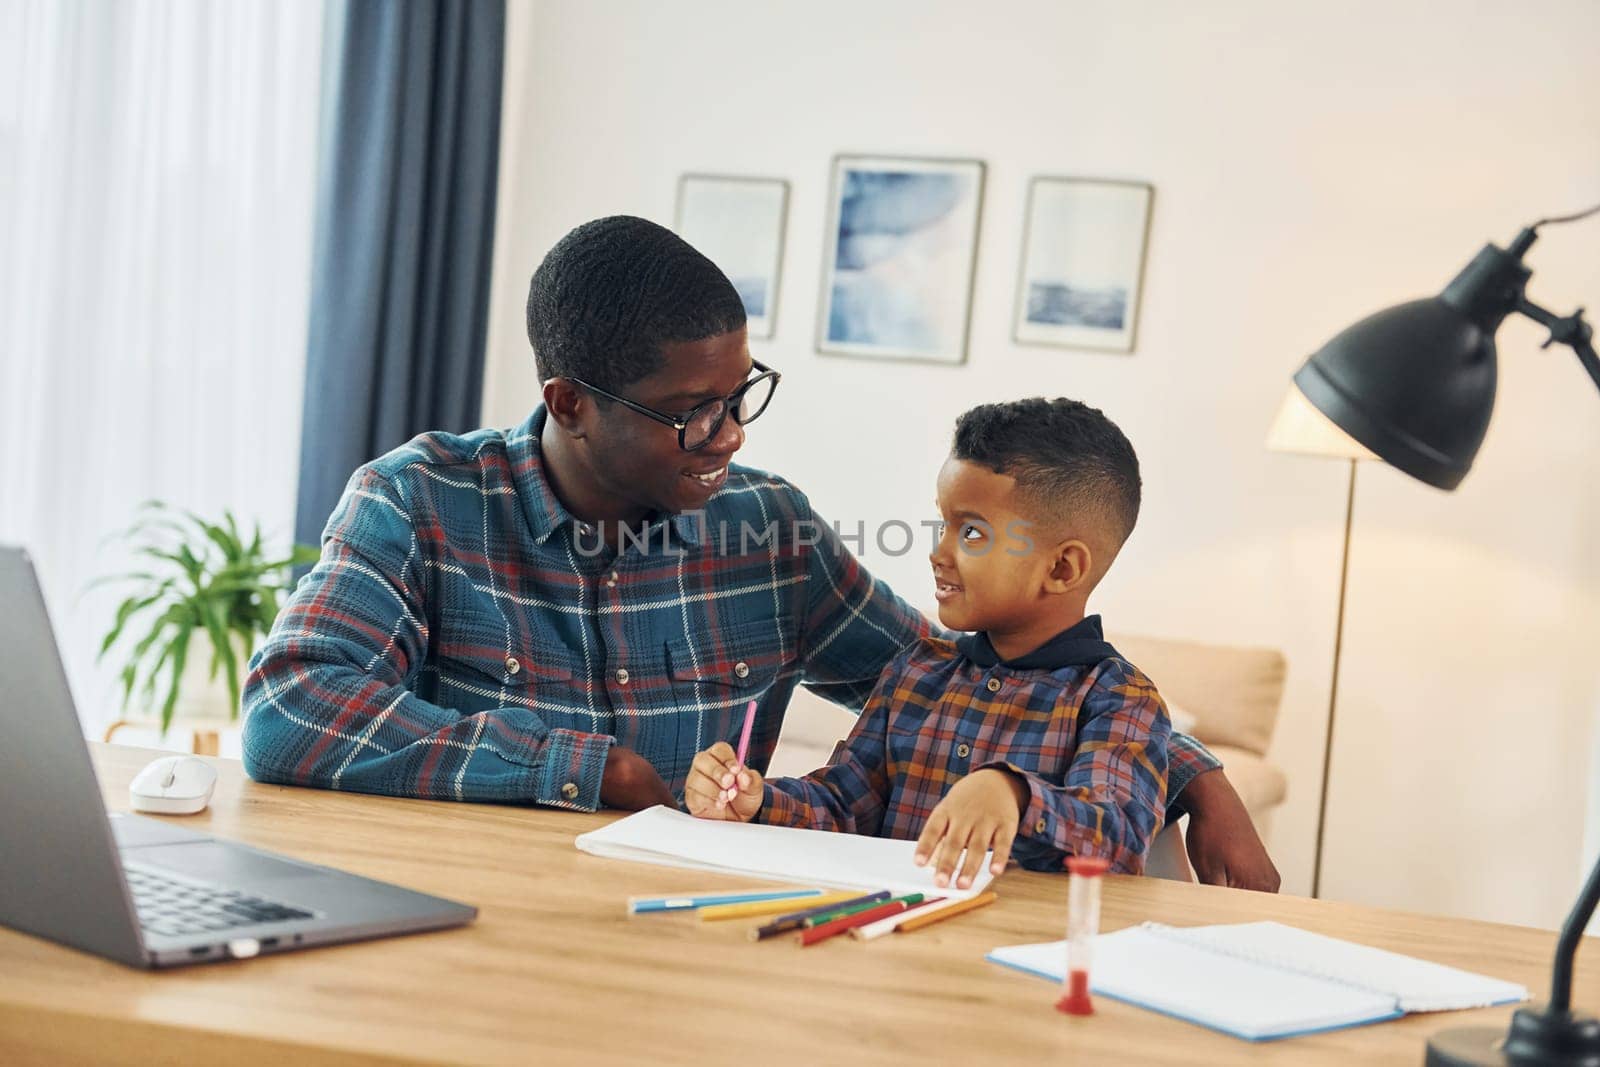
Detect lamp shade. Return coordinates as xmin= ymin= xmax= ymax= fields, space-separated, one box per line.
xmin=1291 ymin=240 xmax=1531 ymax=491
xmin=1293 ymin=299 xmax=1496 ymax=490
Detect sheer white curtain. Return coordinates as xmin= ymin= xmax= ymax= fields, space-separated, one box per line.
xmin=0 ymin=0 xmax=325 ymax=733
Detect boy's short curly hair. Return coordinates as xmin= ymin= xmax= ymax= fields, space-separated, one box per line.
xmin=952 ymin=398 xmax=1141 ymax=547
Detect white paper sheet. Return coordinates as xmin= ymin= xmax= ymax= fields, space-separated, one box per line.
xmin=575 ymin=806 xmax=995 ymax=900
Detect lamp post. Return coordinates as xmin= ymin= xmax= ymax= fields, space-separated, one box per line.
xmin=1282 ymin=203 xmax=1600 ymax=1065
xmin=1264 ymin=388 xmax=1372 ymax=900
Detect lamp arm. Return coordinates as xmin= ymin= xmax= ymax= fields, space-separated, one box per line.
xmin=1551 ymin=851 xmax=1600 ymax=1013
xmin=1516 ymin=297 xmax=1600 ymax=397
xmin=1524 ymin=272 xmax=1600 ymax=1014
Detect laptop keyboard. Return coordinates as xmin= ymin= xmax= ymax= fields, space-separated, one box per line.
xmin=125 ymin=863 xmax=315 ymax=939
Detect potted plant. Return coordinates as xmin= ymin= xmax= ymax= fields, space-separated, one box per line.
xmin=96 ymin=503 xmax=319 ymax=734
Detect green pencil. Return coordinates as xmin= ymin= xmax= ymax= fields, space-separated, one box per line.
xmin=799 ymin=896 xmax=899 ymax=929
xmin=750 ymin=890 xmax=891 ymax=941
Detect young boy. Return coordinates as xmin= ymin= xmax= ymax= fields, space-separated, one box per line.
xmin=685 ymin=398 xmax=1170 ymax=889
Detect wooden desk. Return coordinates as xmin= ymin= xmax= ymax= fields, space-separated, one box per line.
xmin=0 ymin=744 xmax=1586 ymax=1065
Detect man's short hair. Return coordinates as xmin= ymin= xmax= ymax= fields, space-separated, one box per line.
xmin=526 ymin=215 xmax=747 ymax=393
xmin=952 ymin=398 xmax=1142 ymax=547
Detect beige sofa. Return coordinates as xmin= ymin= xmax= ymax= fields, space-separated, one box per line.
xmin=766 ymin=632 xmax=1288 ymax=880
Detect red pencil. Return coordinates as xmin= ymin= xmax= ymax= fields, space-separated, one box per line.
xmin=798 ymin=896 xmax=918 ymax=946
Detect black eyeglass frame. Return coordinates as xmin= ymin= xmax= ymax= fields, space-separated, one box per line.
xmin=567 ymin=359 xmax=782 ymax=452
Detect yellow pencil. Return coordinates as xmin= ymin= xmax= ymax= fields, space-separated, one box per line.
xmin=894 ymin=890 xmax=998 ymax=932
xmin=698 ymin=889 xmax=860 ymax=922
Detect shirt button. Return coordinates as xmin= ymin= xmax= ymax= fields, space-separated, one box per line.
xmin=606 ymin=570 xmax=618 ymax=588
xmin=956 ymin=743 xmax=970 ymax=758
xmin=1035 ymin=818 xmax=1047 ymax=834
xmin=561 ymin=782 xmax=579 ymax=801
xmin=986 ymin=677 xmax=1002 ymax=693
xmin=734 ymin=661 xmax=750 ymax=679
xmin=615 ymin=668 xmax=630 ymax=685
xmin=505 ymin=657 xmax=521 ymax=675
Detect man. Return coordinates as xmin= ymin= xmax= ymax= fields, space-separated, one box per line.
xmin=241 ymin=216 xmax=1280 ymax=890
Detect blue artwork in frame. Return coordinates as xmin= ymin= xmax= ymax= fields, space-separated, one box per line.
xmin=1013 ymin=177 xmax=1153 ymax=354
xmin=817 ymin=155 xmax=985 ymax=364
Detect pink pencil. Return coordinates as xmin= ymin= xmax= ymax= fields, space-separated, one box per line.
xmin=735 ymin=699 xmax=758 ymax=766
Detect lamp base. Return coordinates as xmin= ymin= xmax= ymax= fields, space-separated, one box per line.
xmin=1425 ymin=1005 xmax=1600 ymax=1066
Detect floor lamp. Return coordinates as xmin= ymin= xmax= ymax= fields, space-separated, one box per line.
xmin=1265 ymin=387 xmax=1373 ymax=900
xmin=1282 ymin=204 xmax=1600 ymax=1065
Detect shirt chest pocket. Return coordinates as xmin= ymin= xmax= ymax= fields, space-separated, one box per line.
xmin=665 ymin=622 xmax=784 ymax=700
xmin=664 ymin=623 xmax=786 ymax=765
xmin=434 ymin=613 xmax=577 ymax=713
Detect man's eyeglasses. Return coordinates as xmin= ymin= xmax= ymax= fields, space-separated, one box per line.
xmin=568 ymin=360 xmax=782 ymax=452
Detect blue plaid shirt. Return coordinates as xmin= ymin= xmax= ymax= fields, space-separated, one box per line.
xmin=242 ymin=407 xmax=1220 ymax=811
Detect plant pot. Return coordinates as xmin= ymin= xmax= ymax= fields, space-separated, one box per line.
xmin=166 ymin=631 xmax=253 ymax=731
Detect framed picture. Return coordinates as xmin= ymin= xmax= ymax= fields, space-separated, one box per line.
xmin=1013 ymin=177 xmax=1154 ymax=353
xmin=674 ymin=174 xmax=790 ymax=339
xmin=816 ymin=155 xmax=985 ymax=365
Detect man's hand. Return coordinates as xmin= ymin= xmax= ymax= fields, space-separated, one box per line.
xmin=914 ymin=768 xmax=1026 ymax=890
xmin=684 ymin=742 xmax=764 ymax=822
xmin=1180 ymin=769 xmax=1281 ymax=892
xmin=599 ymin=745 xmax=675 ymax=811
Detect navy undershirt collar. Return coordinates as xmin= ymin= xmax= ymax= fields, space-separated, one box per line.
xmin=955 ymin=614 xmax=1117 ymax=670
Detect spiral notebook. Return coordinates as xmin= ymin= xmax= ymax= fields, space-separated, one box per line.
xmin=987 ymin=921 xmax=1528 ymax=1042
xmin=575 ymin=805 xmax=994 ymax=899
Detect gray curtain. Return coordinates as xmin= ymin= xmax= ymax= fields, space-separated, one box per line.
xmin=295 ymin=0 xmax=506 ymax=547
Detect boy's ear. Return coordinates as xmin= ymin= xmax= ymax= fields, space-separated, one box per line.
xmin=1043 ymin=539 xmax=1093 ymax=595
xmin=543 ymin=379 xmax=588 ymax=437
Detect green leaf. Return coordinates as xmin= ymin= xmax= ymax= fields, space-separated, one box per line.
xmin=119 ymin=661 xmax=139 ymax=711
xmin=185 ymin=509 xmax=244 ymax=564
xmin=254 ymin=592 xmax=282 ymax=634
xmin=123 ymin=604 xmax=181 ymax=678
xmin=158 ymin=622 xmax=194 ymax=735
xmin=136 ymin=635 xmax=179 ymax=719
xmin=197 ymin=598 xmax=241 ymax=715
xmin=97 ymin=585 xmax=173 ymax=658
xmin=84 ymin=570 xmax=162 ymax=592
xmin=103 ymin=503 xmax=185 ymax=547
xmin=135 ymin=544 xmax=200 ymax=578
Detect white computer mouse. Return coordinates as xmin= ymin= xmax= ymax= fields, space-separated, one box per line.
xmin=129 ymin=755 xmax=217 ymax=815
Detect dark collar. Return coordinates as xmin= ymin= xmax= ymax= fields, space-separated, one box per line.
xmin=955 ymin=615 xmax=1117 ymax=671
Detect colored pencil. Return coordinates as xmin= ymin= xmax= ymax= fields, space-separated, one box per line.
xmin=627 ymin=888 xmax=825 ymax=915
xmin=799 ymin=894 xmax=925 ymax=947
xmin=849 ymin=896 xmax=948 ymax=940
xmin=799 ymin=896 xmax=899 ymax=928
xmin=698 ymin=890 xmax=860 ymax=922
xmin=734 ymin=698 xmax=758 ymax=766
xmin=894 ymin=889 xmax=998 ymax=932
xmin=749 ymin=890 xmax=891 ymax=940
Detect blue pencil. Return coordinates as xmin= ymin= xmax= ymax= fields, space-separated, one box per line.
xmin=626 ymin=887 xmax=825 ymax=915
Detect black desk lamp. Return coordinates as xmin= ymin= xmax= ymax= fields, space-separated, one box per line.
xmin=1286 ymin=201 xmax=1600 ymax=1066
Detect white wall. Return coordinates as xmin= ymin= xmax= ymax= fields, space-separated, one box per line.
xmin=482 ymin=0 xmax=1600 ymax=927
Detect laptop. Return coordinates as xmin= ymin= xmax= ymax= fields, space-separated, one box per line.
xmin=0 ymin=545 xmax=477 ymax=968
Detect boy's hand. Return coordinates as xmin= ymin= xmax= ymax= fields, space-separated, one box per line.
xmin=914 ymin=768 xmax=1027 ymax=889
xmin=684 ymin=741 xmax=764 ymax=822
